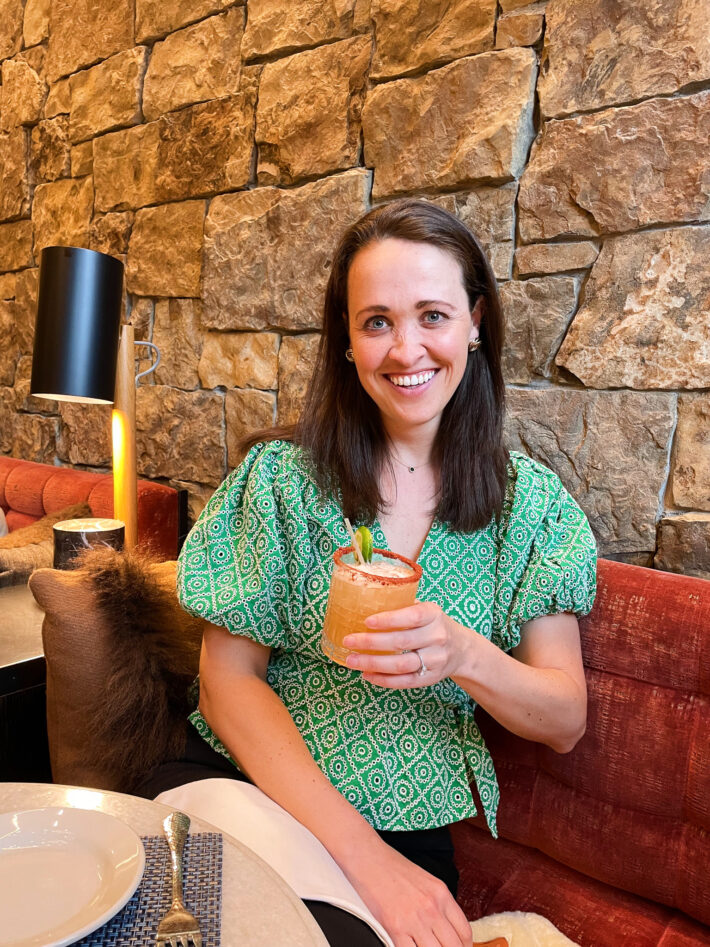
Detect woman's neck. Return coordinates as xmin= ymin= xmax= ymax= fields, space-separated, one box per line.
xmin=377 ymin=451 xmax=438 ymax=559
xmin=383 ymin=422 xmax=437 ymax=470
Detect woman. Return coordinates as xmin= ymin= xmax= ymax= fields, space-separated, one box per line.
xmin=171 ymin=200 xmax=596 ymax=947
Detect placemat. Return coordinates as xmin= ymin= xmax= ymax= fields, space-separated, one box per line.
xmin=76 ymin=832 xmax=223 ymax=946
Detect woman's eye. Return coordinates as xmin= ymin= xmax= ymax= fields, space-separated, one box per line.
xmin=366 ymin=316 xmax=388 ymax=330
xmin=423 ymin=311 xmax=445 ymax=323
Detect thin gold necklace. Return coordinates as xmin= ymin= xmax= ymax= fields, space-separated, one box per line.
xmin=391 ymin=454 xmax=431 ymax=474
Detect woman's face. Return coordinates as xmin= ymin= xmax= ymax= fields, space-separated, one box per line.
xmin=346 ymin=237 xmax=480 ymax=441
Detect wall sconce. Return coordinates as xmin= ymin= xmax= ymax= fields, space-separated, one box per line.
xmin=30 ymin=246 xmax=160 ymax=549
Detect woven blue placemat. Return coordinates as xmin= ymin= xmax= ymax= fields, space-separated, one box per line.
xmin=75 ymin=832 xmax=223 ymax=946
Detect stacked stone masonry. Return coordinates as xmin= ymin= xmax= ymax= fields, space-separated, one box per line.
xmin=1 ymin=0 xmax=708 ymax=577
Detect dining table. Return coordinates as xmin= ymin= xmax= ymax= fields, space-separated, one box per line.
xmin=0 ymin=781 xmax=329 ymax=947
xmin=0 ymin=580 xmax=45 ymax=695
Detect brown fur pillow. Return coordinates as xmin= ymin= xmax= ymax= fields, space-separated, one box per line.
xmin=30 ymin=546 xmax=206 ymax=792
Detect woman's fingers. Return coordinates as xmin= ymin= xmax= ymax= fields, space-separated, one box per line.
xmin=345 ymin=647 xmax=429 ymax=675
xmin=445 ymin=903 xmax=474 ymax=946
xmin=433 ymin=917 xmax=473 ymax=947
xmin=362 ymin=671 xmax=429 ymax=689
xmin=394 ymin=934 xmax=437 ymax=947
xmin=412 ymin=893 xmax=472 ymax=947
xmin=343 ymin=630 xmax=424 ymax=653
xmin=342 ymin=601 xmax=458 ymax=678
xmin=389 ymin=901 xmax=468 ymax=947
xmin=345 ymin=837 xmax=471 ymax=947
xmin=364 ymin=602 xmax=436 ymax=630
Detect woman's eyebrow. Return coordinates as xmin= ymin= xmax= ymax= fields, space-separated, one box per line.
xmin=353 ymin=304 xmax=390 ymax=318
xmin=354 ymin=299 xmax=456 ymax=318
xmin=415 ymin=299 xmax=455 ymax=310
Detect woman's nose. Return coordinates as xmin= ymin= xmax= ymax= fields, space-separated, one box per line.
xmin=388 ymin=329 xmax=424 ymax=364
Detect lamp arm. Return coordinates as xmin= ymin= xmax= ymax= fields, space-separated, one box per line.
xmin=134 ymin=341 xmax=161 ymax=385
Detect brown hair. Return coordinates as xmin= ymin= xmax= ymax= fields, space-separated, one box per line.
xmin=245 ymin=198 xmax=509 ymax=532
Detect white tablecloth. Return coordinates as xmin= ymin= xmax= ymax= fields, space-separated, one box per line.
xmin=0 ymin=782 xmax=328 ymax=947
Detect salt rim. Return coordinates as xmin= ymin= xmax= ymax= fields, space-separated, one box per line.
xmin=333 ymin=546 xmax=422 ymax=584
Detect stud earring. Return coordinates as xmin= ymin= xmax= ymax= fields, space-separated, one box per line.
xmin=345 ymin=348 xmax=355 ymax=362
xmin=468 ymin=338 xmax=481 ymax=352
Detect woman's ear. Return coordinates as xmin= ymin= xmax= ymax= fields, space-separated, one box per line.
xmin=469 ymin=297 xmax=484 ymax=342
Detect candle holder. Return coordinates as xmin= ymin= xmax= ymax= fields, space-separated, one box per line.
xmin=53 ymin=518 xmax=125 ymax=570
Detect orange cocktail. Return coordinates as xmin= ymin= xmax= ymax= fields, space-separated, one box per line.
xmin=321 ymin=547 xmax=422 ymax=666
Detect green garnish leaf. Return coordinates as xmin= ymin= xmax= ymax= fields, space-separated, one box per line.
xmin=355 ymin=526 xmax=373 ymax=563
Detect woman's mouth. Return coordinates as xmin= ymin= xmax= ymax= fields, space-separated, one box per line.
xmin=385 ymin=370 xmax=437 ymax=389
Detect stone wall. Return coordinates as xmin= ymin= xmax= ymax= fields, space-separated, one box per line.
xmin=1 ymin=0 xmax=708 ymax=576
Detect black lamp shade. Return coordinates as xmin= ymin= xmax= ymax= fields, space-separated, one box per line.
xmin=31 ymin=246 xmax=124 ymax=403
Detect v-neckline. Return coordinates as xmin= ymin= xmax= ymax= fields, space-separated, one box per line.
xmin=371 ymin=516 xmax=438 ymax=566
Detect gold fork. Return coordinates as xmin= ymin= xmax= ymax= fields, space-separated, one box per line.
xmin=156 ymin=811 xmax=203 ymax=947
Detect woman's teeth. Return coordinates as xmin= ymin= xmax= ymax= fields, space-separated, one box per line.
xmin=389 ymin=370 xmax=436 ymax=388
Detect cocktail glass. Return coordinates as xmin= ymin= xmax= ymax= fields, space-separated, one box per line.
xmin=321 ymin=546 xmax=422 ymax=666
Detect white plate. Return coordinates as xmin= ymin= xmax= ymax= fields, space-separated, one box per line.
xmin=0 ymin=806 xmax=145 ymax=947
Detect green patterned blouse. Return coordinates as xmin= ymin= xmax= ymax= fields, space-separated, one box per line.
xmin=177 ymin=441 xmax=596 ymax=837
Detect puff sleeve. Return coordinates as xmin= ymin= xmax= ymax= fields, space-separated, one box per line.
xmin=177 ymin=442 xmax=312 ymax=651
xmin=491 ymin=454 xmax=597 ymax=652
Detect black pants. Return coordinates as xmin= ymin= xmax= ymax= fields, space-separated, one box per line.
xmin=136 ymin=726 xmax=459 ymax=947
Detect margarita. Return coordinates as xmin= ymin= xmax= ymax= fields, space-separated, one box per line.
xmin=321 ymin=547 xmax=422 ymax=666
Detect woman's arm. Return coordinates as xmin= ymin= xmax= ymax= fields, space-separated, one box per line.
xmin=198 ymin=622 xmax=473 ymax=947
xmin=453 ymin=612 xmax=587 ymax=752
xmin=343 ymin=609 xmax=587 ymax=753
xmin=198 ymin=621 xmax=376 ymax=851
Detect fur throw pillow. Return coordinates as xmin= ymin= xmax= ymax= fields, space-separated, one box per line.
xmin=30 ymin=546 xmax=205 ymax=792
xmin=80 ymin=547 xmax=204 ymax=790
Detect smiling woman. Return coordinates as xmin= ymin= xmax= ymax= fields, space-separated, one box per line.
xmin=347 ymin=239 xmax=478 ymax=445
xmin=347 ymin=237 xmax=484 ymax=561
xmin=298 ymin=199 xmax=509 ymax=539
xmin=144 ymin=200 xmax=597 ymax=947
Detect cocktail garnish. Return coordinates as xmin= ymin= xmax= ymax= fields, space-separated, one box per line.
xmin=344 ymin=517 xmax=366 ymax=566
xmin=355 ymin=526 xmax=373 ymax=564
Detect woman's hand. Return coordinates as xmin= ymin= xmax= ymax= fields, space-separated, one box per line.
xmin=344 ymin=835 xmax=472 ymax=947
xmin=343 ymin=602 xmax=474 ymax=688
xmin=200 ymin=625 xmax=472 ymax=945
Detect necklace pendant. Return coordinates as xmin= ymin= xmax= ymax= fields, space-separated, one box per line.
xmin=409 ymin=466 xmax=415 ymax=473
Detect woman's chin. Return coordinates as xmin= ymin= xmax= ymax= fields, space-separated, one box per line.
xmin=380 ymin=405 xmax=444 ymax=436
